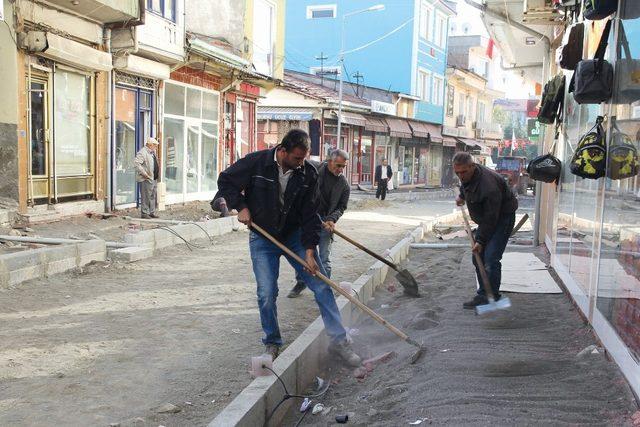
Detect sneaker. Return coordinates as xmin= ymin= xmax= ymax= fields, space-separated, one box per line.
xmin=329 ymin=340 xmax=362 ymax=367
xmin=141 ymin=214 xmax=151 ymax=219
xmin=287 ymin=282 xmax=307 ymax=298
xmin=149 ymin=213 xmax=159 ymax=219
xmin=463 ymin=295 xmax=489 ymax=309
xmin=264 ymin=344 xmax=280 ymax=360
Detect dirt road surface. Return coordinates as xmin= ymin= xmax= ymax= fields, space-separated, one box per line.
xmin=0 ymin=198 xmax=455 ymax=426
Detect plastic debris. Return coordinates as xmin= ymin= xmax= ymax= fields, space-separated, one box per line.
xmin=315 ymin=376 xmax=325 ymax=391
xmin=300 ymin=398 xmax=312 ymax=412
xmin=409 ymin=418 xmax=429 ymax=425
xmin=380 ymin=304 xmax=390 ymax=308
xmin=336 ymin=414 xmax=349 ymax=423
xmin=250 ymin=354 xmax=272 ymax=377
xmin=231 ymin=329 xmax=240 ymax=334
xmin=312 ymin=403 xmax=324 ymax=415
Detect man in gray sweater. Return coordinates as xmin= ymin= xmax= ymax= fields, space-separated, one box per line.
xmin=288 ymin=149 xmax=351 ymax=298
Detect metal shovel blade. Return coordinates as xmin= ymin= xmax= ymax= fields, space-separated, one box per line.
xmin=396 ymin=269 xmax=420 ymax=297
xmin=475 ymin=296 xmax=512 ymax=315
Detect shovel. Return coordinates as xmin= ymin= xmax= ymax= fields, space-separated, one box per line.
xmin=329 ymin=226 xmax=420 ymax=297
xmin=459 ymin=206 xmax=512 ymax=315
xmin=250 ymin=223 xmax=426 ymax=364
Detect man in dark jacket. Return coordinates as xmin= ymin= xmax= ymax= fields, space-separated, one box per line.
xmin=215 ymin=129 xmax=361 ymax=366
xmin=454 ymin=152 xmax=518 ymax=309
xmin=288 ymin=149 xmax=351 ymax=298
xmin=374 ymin=158 xmax=393 ymax=200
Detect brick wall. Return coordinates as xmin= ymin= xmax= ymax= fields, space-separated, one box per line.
xmin=612 ymin=298 xmax=640 ymax=361
xmin=170 ymin=67 xmax=222 ymax=91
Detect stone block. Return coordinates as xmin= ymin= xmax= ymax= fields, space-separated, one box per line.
xmin=110 ymin=246 xmax=153 ymax=263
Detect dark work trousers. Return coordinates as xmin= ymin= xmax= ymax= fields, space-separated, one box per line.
xmin=376 ymin=179 xmax=388 ymax=200
xmin=472 ymin=212 xmax=516 ymax=298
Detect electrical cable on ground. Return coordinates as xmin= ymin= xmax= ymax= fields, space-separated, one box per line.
xmin=262 ymin=365 xmax=330 ymax=425
xmin=156 ymin=226 xmax=208 ymax=251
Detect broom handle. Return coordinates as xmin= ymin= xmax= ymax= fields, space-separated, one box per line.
xmin=250 ymin=223 xmax=410 ymax=342
xmin=459 ymin=206 xmax=496 ymax=300
xmin=330 ymin=227 xmax=400 ymax=272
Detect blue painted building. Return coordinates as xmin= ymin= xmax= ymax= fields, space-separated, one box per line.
xmin=285 ymin=0 xmax=456 ymax=125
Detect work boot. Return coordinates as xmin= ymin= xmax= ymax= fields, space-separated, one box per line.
xmin=287 ymin=282 xmax=307 ymax=298
xmin=149 ymin=213 xmax=159 ymax=219
xmin=264 ymin=344 xmax=280 ymax=361
xmin=329 ymin=340 xmax=362 ymax=367
xmin=141 ymin=213 xmax=151 ymax=219
xmin=463 ymin=294 xmax=489 ymax=309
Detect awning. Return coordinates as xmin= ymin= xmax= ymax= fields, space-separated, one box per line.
xmin=443 ymin=136 xmax=457 ymax=147
xmin=385 ymin=118 xmax=412 ymax=139
xmin=113 ymin=54 xmax=170 ymax=80
xmin=258 ymin=107 xmax=315 ymax=121
xmin=333 ymin=111 xmax=367 ymax=127
xmin=40 ymin=32 xmax=112 ymax=72
xmin=426 ymin=123 xmax=443 ymax=143
xmin=364 ymin=116 xmax=388 ymax=133
xmin=456 ymin=138 xmax=481 ymax=149
xmin=407 ymin=120 xmax=430 ymax=138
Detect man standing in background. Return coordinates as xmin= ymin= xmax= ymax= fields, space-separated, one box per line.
xmin=288 ymin=149 xmax=351 ymax=298
xmin=375 ymin=158 xmax=393 ymax=200
xmin=135 ymin=137 xmax=160 ymax=219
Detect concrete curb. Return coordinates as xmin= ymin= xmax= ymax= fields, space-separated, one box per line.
xmin=351 ymin=188 xmax=456 ymax=202
xmin=0 ymin=240 xmax=106 ymax=289
xmin=209 ymin=219 xmax=441 ymax=427
xmin=0 ymin=216 xmax=248 ymax=288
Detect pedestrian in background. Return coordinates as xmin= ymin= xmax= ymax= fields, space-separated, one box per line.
xmin=375 ymin=158 xmax=393 ymax=200
xmin=288 ymin=149 xmax=351 ymax=298
xmin=134 ymin=137 xmax=160 ymax=219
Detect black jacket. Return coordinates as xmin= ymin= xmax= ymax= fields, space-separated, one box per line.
xmin=315 ymin=161 xmax=350 ymax=223
xmin=375 ymin=164 xmax=392 ymax=182
xmin=459 ymin=164 xmax=518 ymax=246
xmin=215 ymin=148 xmax=321 ymax=249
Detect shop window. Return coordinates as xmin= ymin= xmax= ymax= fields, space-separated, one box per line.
xmin=54 ymin=70 xmax=91 ymax=175
xmin=165 ymin=83 xmax=185 ymax=116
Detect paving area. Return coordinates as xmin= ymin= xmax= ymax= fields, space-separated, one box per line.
xmin=283 ymin=244 xmax=639 ymax=426
xmin=0 ymin=197 xmax=457 ymax=427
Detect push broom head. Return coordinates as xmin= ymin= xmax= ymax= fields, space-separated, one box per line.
xmin=475 ymin=296 xmax=512 ymax=315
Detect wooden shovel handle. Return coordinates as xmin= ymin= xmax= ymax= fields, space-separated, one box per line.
xmin=330 ymin=227 xmax=400 ymax=272
xmin=459 ymin=206 xmax=495 ymax=300
xmin=250 ymin=223 xmax=410 ymax=342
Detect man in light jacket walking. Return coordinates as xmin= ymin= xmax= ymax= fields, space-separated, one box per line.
xmin=135 ymin=137 xmax=160 ymax=219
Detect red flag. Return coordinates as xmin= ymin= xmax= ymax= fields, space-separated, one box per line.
xmin=486 ymin=39 xmax=495 ymax=59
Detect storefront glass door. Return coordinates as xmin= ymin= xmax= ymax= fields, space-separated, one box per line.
xmin=186 ymin=123 xmax=201 ymax=194
xmin=402 ymin=146 xmax=414 ymax=185
xmin=29 ymin=77 xmax=50 ymax=202
xmin=361 ymin=132 xmax=373 ymax=184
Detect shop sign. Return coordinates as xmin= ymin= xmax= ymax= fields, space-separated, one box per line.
xmin=371 ymin=100 xmax=396 ymax=116
xmin=257 ymin=112 xmax=313 ymax=121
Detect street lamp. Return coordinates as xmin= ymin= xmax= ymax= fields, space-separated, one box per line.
xmin=335 ymin=4 xmax=385 ymax=153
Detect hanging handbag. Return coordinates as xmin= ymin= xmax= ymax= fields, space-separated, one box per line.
xmin=538 ymin=74 xmax=566 ymax=124
xmin=560 ymin=22 xmax=585 ymax=71
xmin=615 ymin=22 xmax=640 ymax=104
xmin=583 ymin=0 xmax=617 ymax=20
xmin=569 ymin=19 xmax=614 ymax=104
xmin=608 ymin=121 xmax=639 ymax=180
xmin=527 ymin=131 xmax=562 ymax=184
xmin=570 ymin=116 xmax=607 ymax=179
xmin=620 ymin=2 xmax=640 ymax=20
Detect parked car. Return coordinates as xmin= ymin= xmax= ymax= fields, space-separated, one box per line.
xmin=495 ymin=156 xmax=530 ymax=195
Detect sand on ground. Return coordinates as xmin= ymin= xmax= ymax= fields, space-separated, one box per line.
xmin=283 ymin=244 xmax=638 ymax=426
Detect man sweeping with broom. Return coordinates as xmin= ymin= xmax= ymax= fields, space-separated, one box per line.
xmin=214 ymin=129 xmax=361 ymax=366
xmin=453 ymin=152 xmax=518 ymax=310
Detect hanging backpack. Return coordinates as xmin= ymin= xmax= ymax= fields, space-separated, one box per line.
xmin=569 ymin=19 xmax=614 ymax=105
xmin=527 ymin=131 xmax=562 ymax=184
xmin=583 ymin=0 xmax=617 ymax=20
xmin=615 ymin=22 xmax=640 ymax=104
xmin=538 ymin=74 xmax=566 ymax=125
xmin=570 ymin=116 xmax=607 ymax=179
xmin=608 ymin=124 xmax=639 ymax=180
xmin=560 ymin=22 xmax=585 ymax=71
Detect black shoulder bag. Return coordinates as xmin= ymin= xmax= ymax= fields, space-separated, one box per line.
xmin=569 ymin=19 xmax=614 ymax=105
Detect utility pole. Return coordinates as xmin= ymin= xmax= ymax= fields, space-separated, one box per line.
xmin=315 ymin=52 xmax=328 ymax=85
xmin=353 ymin=71 xmax=364 ymax=97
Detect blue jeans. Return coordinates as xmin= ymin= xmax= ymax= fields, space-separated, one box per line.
xmin=249 ymin=228 xmax=347 ymax=346
xmin=295 ymin=229 xmax=333 ymax=282
xmin=472 ymin=213 xmax=516 ymax=298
